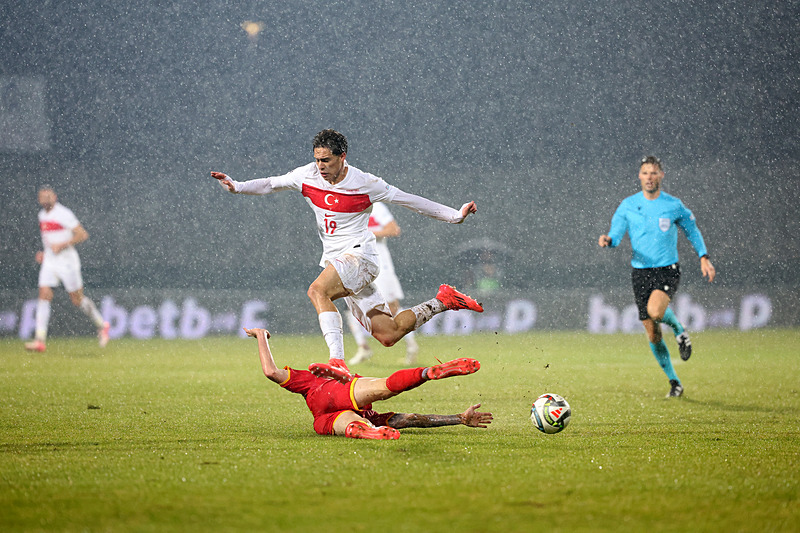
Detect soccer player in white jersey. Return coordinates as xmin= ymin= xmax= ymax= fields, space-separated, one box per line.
xmin=24 ymin=186 xmax=109 ymax=352
xmin=211 ymin=129 xmax=482 ymax=381
xmin=346 ymin=202 xmax=419 ymax=366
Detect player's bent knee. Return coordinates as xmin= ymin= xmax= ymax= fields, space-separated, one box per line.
xmin=370 ymin=325 xmax=400 ymax=347
xmin=307 ymin=284 xmax=325 ymax=304
xmin=373 ymin=333 xmax=397 ymax=347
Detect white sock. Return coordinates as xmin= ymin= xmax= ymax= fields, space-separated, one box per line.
xmin=345 ymin=311 xmax=369 ymax=347
xmin=35 ymin=299 xmax=51 ymax=341
xmin=405 ymin=330 xmax=418 ymax=350
xmin=318 ymin=311 xmax=345 ymax=360
xmin=410 ymin=298 xmax=447 ymax=330
xmin=79 ymin=295 xmax=105 ymax=328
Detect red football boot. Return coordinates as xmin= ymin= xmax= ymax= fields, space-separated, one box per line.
xmin=345 ymin=421 xmax=400 ymax=440
xmin=24 ymin=339 xmax=46 ymax=353
xmin=435 ymin=284 xmax=484 ymax=312
xmin=426 ymin=357 xmax=481 ymax=380
xmin=98 ymin=321 xmax=110 ymax=348
xmin=308 ymin=359 xmax=353 ymax=383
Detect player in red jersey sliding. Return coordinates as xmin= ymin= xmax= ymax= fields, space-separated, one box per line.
xmin=212 ymin=129 xmax=483 ymax=380
xmin=244 ymin=327 xmax=492 ymax=440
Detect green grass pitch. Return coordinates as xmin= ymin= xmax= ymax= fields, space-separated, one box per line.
xmin=1 ymin=330 xmax=798 ymax=532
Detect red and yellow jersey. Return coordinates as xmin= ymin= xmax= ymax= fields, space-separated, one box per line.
xmin=281 ymin=367 xmax=394 ymax=435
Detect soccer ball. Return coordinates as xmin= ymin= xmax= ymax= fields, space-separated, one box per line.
xmin=530 ymin=393 xmax=571 ymax=434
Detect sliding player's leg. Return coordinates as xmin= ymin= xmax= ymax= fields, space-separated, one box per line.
xmin=343 ymin=360 xmax=481 ymax=405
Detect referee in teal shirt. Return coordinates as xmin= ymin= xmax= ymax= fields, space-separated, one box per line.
xmin=599 ymin=156 xmax=716 ymax=398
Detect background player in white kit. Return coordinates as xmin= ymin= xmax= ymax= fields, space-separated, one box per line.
xmin=211 ymin=129 xmax=482 ymax=380
xmin=346 ymin=202 xmax=419 ymax=366
xmin=24 ymin=186 xmax=109 ymax=352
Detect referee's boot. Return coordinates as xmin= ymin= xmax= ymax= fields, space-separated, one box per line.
xmin=675 ymin=332 xmax=692 ymax=361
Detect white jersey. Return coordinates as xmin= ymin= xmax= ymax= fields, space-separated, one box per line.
xmin=38 ymin=203 xmax=80 ymax=260
xmin=368 ymin=202 xmax=405 ymax=301
xmin=37 ymin=202 xmax=83 ymax=291
xmin=230 ymin=161 xmax=464 ymax=267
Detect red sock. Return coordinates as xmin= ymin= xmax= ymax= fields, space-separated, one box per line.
xmin=385 ymin=367 xmax=427 ymax=393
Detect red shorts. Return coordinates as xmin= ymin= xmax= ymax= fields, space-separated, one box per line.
xmin=281 ymin=368 xmax=394 ymax=435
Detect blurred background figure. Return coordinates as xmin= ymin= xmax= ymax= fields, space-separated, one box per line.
xmin=457 ymin=239 xmax=509 ymax=296
xmin=24 ymin=186 xmax=109 ymax=352
xmin=347 ymin=202 xmax=419 ymax=366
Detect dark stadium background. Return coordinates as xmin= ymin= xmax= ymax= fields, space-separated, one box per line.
xmin=1 ymin=0 xmax=797 ymax=298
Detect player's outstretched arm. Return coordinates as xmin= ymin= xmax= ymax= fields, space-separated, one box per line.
xmin=389 ymin=190 xmax=475 ymax=224
xmin=386 ymin=403 xmax=492 ymax=429
xmin=244 ymin=327 xmax=289 ymax=384
xmin=211 ymin=171 xmax=237 ymax=193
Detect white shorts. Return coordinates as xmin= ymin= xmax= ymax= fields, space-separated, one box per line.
xmin=329 ymin=252 xmax=391 ymax=334
xmin=39 ymin=248 xmax=83 ymax=293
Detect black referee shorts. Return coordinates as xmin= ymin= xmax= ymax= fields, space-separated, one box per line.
xmin=631 ymin=263 xmax=681 ymax=321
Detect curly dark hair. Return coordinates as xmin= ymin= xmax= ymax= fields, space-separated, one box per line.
xmin=313 ymin=129 xmax=348 ymax=156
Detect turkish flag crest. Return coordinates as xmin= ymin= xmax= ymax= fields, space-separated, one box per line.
xmin=302 ymin=184 xmax=372 ymax=213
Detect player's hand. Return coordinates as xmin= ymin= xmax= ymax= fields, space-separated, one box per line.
xmin=458 ymin=201 xmax=477 ymax=222
xmin=211 ymin=171 xmax=236 ymax=193
xmin=34 ymin=251 xmax=44 ymax=264
xmin=701 ymin=256 xmax=716 ymax=282
xmin=461 ymin=403 xmax=493 ymax=428
xmin=598 ymin=235 xmax=612 ymax=247
xmin=243 ymin=327 xmax=271 ymax=339
xmin=51 ymin=243 xmax=67 ymax=254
